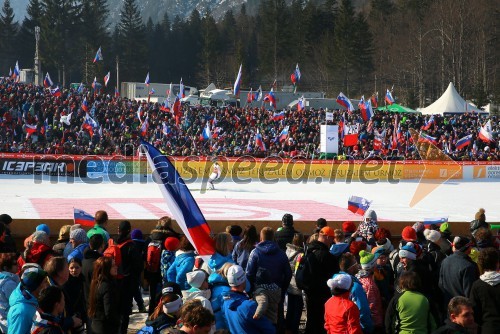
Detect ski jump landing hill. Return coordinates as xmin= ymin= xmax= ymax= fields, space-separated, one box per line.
xmin=1 ymin=153 xmax=499 ymax=241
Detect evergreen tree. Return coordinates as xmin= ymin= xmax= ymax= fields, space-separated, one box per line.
xmin=117 ymin=0 xmax=147 ymax=82
xmin=199 ymin=12 xmax=219 ymax=87
xmin=17 ymin=0 xmax=43 ymax=70
xmin=40 ymin=0 xmax=82 ymax=85
xmin=0 ymin=0 xmax=19 ymax=73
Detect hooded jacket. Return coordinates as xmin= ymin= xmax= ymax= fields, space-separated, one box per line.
xmin=232 ymin=239 xmax=255 ymax=270
xmin=246 ymin=240 xmax=292 ymax=293
xmin=469 ymin=271 xmax=500 ymax=334
xmin=0 ymin=271 xmax=20 ymax=333
xmin=222 ymin=290 xmax=276 ymax=334
xmin=208 ymin=272 xmax=231 ymax=330
xmin=356 ymin=270 xmax=384 ymax=328
xmin=7 ymin=284 xmax=39 ymax=334
xmin=17 ymin=242 xmax=54 ymax=273
xmin=324 ymin=291 xmax=363 ymax=334
xmin=166 ymin=250 xmax=195 ymax=290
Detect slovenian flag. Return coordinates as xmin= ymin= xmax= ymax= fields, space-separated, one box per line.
xmin=43 ymin=73 xmax=53 ymax=88
xmin=50 ymin=86 xmax=62 ymax=97
xmin=455 ymin=134 xmax=472 ymax=150
xmin=422 ymin=115 xmax=435 ymax=130
xmin=81 ymin=98 xmax=89 ymax=112
xmin=362 ymin=99 xmax=374 ymax=122
xmin=233 ymin=64 xmax=242 ymax=96
xmin=255 ymin=130 xmax=266 ymax=151
xmin=297 ymin=96 xmax=305 ymax=112
xmin=418 ymin=132 xmax=438 ymax=145
xmin=144 ymin=72 xmax=150 ymax=86
xmin=140 ymin=140 xmax=215 ymax=257
xmin=336 ymin=92 xmax=354 ymax=112
xmin=179 ymin=78 xmax=185 ymax=98
xmin=264 ymin=89 xmax=276 ymax=108
xmin=74 ymin=208 xmax=95 ymax=227
xmin=13 ymin=61 xmax=20 ymax=81
xmin=115 ymin=86 xmax=119 ymax=97
xmin=91 ymin=77 xmax=97 ymax=90
xmin=279 ymin=126 xmax=289 ymax=142
xmin=290 ymin=63 xmax=301 ymax=85
xmin=423 ymin=217 xmax=448 ymax=229
xmin=347 ymin=196 xmax=372 ymax=215
xmin=273 ymin=111 xmax=285 ymax=121
xmin=93 ymin=47 xmax=103 ymax=63
xmin=385 ymin=89 xmax=395 ymax=105
xmin=104 ymin=72 xmax=110 ymax=87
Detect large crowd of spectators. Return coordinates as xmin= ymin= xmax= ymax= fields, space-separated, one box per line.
xmin=0 ymin=209 xmax=498 ymax=334
xmin=0 ymin=79 xmax=498 ymax=161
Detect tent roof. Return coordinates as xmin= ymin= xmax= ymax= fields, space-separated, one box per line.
xmin=420 ymin=82 xmax=487 ymax=115
xmin=377 ymin=103 xmax=419 ymax=113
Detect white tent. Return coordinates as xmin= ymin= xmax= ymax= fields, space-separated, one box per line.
xmin=420 ymin=82 xmax=487 ymax=115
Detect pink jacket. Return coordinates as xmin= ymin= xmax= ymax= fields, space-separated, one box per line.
xmin=357 ymin=272 xmax=384 ymax=328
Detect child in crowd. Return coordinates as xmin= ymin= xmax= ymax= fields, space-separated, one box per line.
xmin=252 ymin=267 xmax=281 ymax=325
xmin=161 ymin=237 xmax=180 ymax=286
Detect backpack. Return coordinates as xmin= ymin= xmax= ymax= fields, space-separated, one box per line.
xmin=103 ymin=238 xmax=132 ymax=278
xmin=294 ymin=245 xmax=314 ymax=291
xmin=146 ymin=240 xmax=162 ymax=273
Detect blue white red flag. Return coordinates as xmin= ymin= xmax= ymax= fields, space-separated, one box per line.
xmin=149 ymin=87 xmax=156 ymax=95
xmin=202 ymin=123 xmax=211 ymax=141
xmin=25 ymin=124 xmax=37 ymax=137
xmin=290 ymin=63 xmax=301 ymax=84
xmin=455 ymin=134 xmax=472 ymax=150
xmin=114 ymin=86 xmax=119 ymax=97
xmin=247 ymin=89 xmax=254 ymax=103
xmin=422 ymin=115 xmax=435 ymax=131
xmin=347 ymin=195 xmax=372 ymax=215
xmin=336 ymin=92 xmax=354 ymax=112
xmin=255 ymin=130 xmax=266 ymax=151
xmin=104 ymin=72 xmax=110 ymax=87
xmin=77 ymin=83 xmax=84 ymax=94
xmin=140 ymin=115 xmax=149 ymax=137
xmin=162 ymin=122 xmax=171 ymax=136
xmin=371 ymin=93 xmax=378 ymax=108
xmin=423 ymin=217 xmax=448 ymax=229
xmin=13 ymin=61 xmax=20 ymax=81
xmin=50 ymin=86 xmax=62 ymax=97
xmin=418 ymin=132 xmax=438 ymax=145
xmin=81 ymin=98 xmax=89 ymax=112
xmin=361 ymin=99 xmax=374 ymax=122
xmin=92 ymin=77 xmax=97 ymax=90
xmin=297 ymin=96 xmax=305 ymax=112
xmin=44 ymin=73 xmax=53 ymax=88
xmin=279 ymin=126 xmax=289 ymax=142
xmin=93 ymin=47 xmax=103 ymax=63
xmin=179 ymin=78 xmax=185 ymax=98
xmin=233 ymin=64 xmax=242 ymax=96
xmin=264 ymin=89 xmax=276 ymax=109
xmin=74 ymin=208 xmax=95 ymax=227
xmin=385 ymin=89 xmax=395 ymax=105
xmin=273 ymin=111 xmax=285 ymax=121
xmin=144 ymin=72 xmax=150 ymax=85
xmin=140 ymin=140 xmax=215 ymax=257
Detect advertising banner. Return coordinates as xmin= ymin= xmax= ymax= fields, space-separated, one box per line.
xmin=320 ymin=125 xmax=339 ymax=154
xmin=0 ymin=158 xmax=87 ymax=177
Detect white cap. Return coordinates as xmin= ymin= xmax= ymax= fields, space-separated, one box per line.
xmin=424 ymin=229 xmax=441 ymax=243
xmin=327 ymin=274 xmax=352 ymax=291
xmin=186 ymin=270 xmax=207 ymax=289
xmin=227 ymin=265 xmax=246 ymax=287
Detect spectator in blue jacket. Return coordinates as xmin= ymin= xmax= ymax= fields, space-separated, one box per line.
xmin=222 ymin=265 xmax=275 ymax=334
xmin=166 ymin=237 xmax=196 ymax=290
xmin=7 ymin=264 xmax=48 ymax=334
xmin=232 ymin=225 xmax=258 ymax=270
xmin=336 ymin=252 xmax=374 ymax=334
xmin=67 ymin=228 xmax=89 ymax=263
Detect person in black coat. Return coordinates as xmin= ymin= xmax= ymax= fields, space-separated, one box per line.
xmin=63 ymin=258 xmax=86 ymax=334
xmin=275 ymin=213 xmax=298 ymax=251
xmin=469 ymin=247 xmax=500 ymax=334
xmin=0 ymin=215 xmax=16 ymax=253
xmin=433 ymin=296 xmax=476 ymax=334
xmin=302 ymin=227 xmax=340 ymax=334
xmin=82 ymin=234 xmax=104 ymax=334
xmin=88 ymin=256 xmax=120 ymax=334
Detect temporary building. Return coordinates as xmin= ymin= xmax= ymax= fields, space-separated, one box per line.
xmin=420 ymin=82 xmax=487 ymax=115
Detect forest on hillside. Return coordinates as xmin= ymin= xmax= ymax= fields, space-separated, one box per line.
xmin=0 ymin=0 xmax=498 ymax=108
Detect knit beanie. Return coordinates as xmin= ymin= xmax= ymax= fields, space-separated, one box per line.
xmin=424 ymin=229 xmax=441 ymax=244
xmin=32 ymin=231 xmax=50 ymax=246
xmin=398 ymin=242 xmax=417 ymax=260
xmin=401 ymin=226 xmax=417 ymax=242
xmin=186 ymin=270 xmax=207 ymax=289
xmin=227 ymin=265 xmax=246 ymax=287
xmin=70 ymin=224 xmax=81 ymax=231
xmin=359 ymin=250 xmax=377 ymax=270
xmin=119 ymin=220 xmax=131 ymax=233
xmin=342 ymin=221 xmax=357 ymax=233
xmin=164 ymin=237 xmax=180 ymax=251
xmin=131 ymin=229 xmax=143 ymax=240
xmin=70 ymin=228 xmax=88 ymax=244
xmin=36 ymin=224 xmax=50 ymax=235
xmin=375 ymin=238 xmax=394 ymax=253
xmin=375 ymin=227 xmax=391 ymax=241
xmin=453 ymin=236 xmax=472 ymax=252
xmin=350 ymin=240 xmax=367 ymax=256
xmin=364 ymin=210 xmax=377 ymax=222
xmin=440 ymin=222 xmax=451 ymax=234
xmin=282 ymin=213 xmax=294 ymax=227
xmin=21 ymin=265 xmax=48 ymax=292
xmin=412 ymin=222 xmax=424 ymax=233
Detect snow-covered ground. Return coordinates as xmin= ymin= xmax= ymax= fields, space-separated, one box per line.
xmin=1 ymin=174 xmax=498 ymax=222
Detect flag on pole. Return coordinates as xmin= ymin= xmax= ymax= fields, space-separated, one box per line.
xmin=74 ymin=208 xmax=95 ymax=227
xmin=455 ymin=134 xmax=472 ymax=150
xmin=273 ymin=111 xmax=285 ymax=121
xmin=145 ymin=72 xmax=150 ymax=86
xmin=43 ymin=73 xmax=53 ymax=88
xmin=115 ymin=86 xmax=119 ymax=97
xmin=179 ymin=78 xmax=185 ymax=98
xmin=263 ymin=89 xmax=276 ymax=109
xmin=91 ymin=77 xmax=97 ymax=90
xmin=201 ymin=122 xmax=211 ymax=141
xmin=297 ymin=96 xmax=305 ymax=112
xmin=418 ymin=132 xmax=438 ymax=145
xmin=385 ymin=89 xmax=395 ymax=105
xmin=255 ymin=130 xmax=266 ymax=151
xmin=13 ymin=61 xmax=20 ymax=81
xmin=50 ymin=86 xmax=62 ymax=97
xmin=336 ymin=92 xmax=355 ymax=112
xmin=478 ymin=120 xmax=493 ymax=143
xmin=347 ymin=196 xmax=372 ymax=215
xmin=290 ymin=63 xmax=301 ymax=85
xmin=233 ymin=64 xmax=242 ymax=96
xmin=140 ymin=140 xmax=216 ymax=257
xmin=104 ymin=72 xmax=110 ymax=87
xmin=81 ymin=97 xmax=89 ymax=112
xmin=423 ymin=217 xmax=448 ymax=229
xmin=279 ymin=126 xmax=289 ymax=142
xmin=422 ymin=115 xmax=435 ymax=131
xmin=256 ymin=85 xmax=263 ymax=101
xmin=93 ymin=47 xmax=103 ymax=63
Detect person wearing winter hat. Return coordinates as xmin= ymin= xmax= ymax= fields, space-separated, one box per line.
xmin=36 ymin=224 xmax=51 ymax=236
xmin=183 ymin=270 xmax=213 ymax=314
xmin=401 ymin=226 xmax=417 ymax=243
xmin=7 ymin=264 xmax=49 ymax=334
xmin=439 ymin=236 xmax=479 ymax=309
xmin=412 ymin=222 xmax=427 ymax=246
xmin=325 ymin=273 xmax=363 ymax=334
xmin=423 ymin=229 xmax=447 ymax=281
xmin=275 ymin=213 xmax=298 ymax=251
xmin=142 ymin=282 xmax=183 ymax=333
xmin=67 ymin=228 xmax=89 ymax=262
xmin=222 ymin=265 xmax=275 ymax=334
xmin=358 ymin=210 xmax=379 ymax=240
xmin=357 ymin=250 xmax=384 ymax=330
xmin=470 ymin=208 xmax=489 ymax=236
xmin=350 ymin=240 xmax=368 ymax=258
xmin=17 ymin=231 xmax=54 ymax=274
xmin=253 ymin=267 xmax=281 ymax=325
